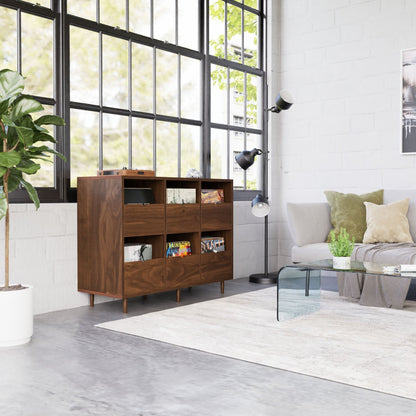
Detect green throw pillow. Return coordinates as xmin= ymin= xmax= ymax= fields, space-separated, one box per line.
xmin=324 ymin=189 xmax=384 ymax=243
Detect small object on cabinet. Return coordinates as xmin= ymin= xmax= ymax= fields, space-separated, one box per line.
xmin=124 ymin=188 xmax=155 ymax=205
xmin=166 ymin=188 xmax=196 ymax=204
xmin=124 ymin=243 xmax=152 ymax=262
xmin=166 ymin=241 xmax=192 ymax=258
xmin=97 ymin=168 xmax=155 ymax=176
xmin=201 ymin=189 xmax=224 ymax=204
xmin=201 ymin=236 xmax=225 ymax=253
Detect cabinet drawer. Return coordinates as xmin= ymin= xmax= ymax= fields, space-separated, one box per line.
xmin=201 ymin=251 xmax=233 ymax=283
xmin=166 ymin=255 xmax=200 ymax=288
xmin=124 ymin=204 xmax=165 ymax=236
xmin=124 ymin=258 xmax=165 ymax=297
xmin=201 ymin=203 xmax=233 ymax=231
xmin=166 ymin=204 xmax=200 ymax=233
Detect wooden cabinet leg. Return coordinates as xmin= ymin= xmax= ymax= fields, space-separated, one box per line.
xmin=221 ymin=281 xmax=224 ymax=294
xmin=123 ymin=299 xmax=128 ymax=314
xmin=176 ymin=289 xmax=180 ymax=303
xmin=90 ymin=294 xmax=94 ymax=307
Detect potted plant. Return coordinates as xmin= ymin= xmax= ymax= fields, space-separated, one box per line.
xmin=329 ymin=227 xmax=355 ymax=269
xmin=0 ymin=69 xmax=65 ymax=347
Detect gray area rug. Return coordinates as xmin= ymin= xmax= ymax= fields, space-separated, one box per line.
xmin=97 ymin=288 xmax=416 ymax=400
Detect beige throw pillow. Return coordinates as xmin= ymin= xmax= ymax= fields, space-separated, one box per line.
xmin=363 ymin=199 xmax=413 ymax=244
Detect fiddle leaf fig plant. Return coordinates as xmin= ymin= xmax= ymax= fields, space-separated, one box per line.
xmin=0 ymin=69 xmax=66 ymax=290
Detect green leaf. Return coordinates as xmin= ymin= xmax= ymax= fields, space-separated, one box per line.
xmin=0 ymin=69 xmax=24 ymax=102
xmin=6 ymin=172 xmax=20 ymax=193
xmin=28 ymin=145 xmax=66 ymax=161
xmin=10 ymin=96 xmax=43 ymax=121
xmin=15 ymin=159 xmax=41 ymax=175
xmin=0 ymin=97 xmax=10 ymax=114
xmin=0 ymin=166 xmax=6 ymax=177
xmin=15 ymin=125 xmax=34 ymax=146
xmin=0 ymin=189 xmax=7 ymax=221
xmin=35 ymin=115 xmax=65 ymax=127
xmin=33 ymin=132 xmax=56 ymax=144
xmin=0 ymin=151 xmax=21 ymax=168
xmin=18 ymin=177 xmax=40 ymax=209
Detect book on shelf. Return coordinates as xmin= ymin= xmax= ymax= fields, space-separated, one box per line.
xmin=201 ymin=236 xmax=225 ymax=253
xmin=124 ymin=243 xmax=152 ymax=262
xmin=166 ymin=188 xmax=196 ymax=204
xmin=166 ymin=241 xmax=192 ymax=258
xmin=201 ymin=189 xmax=224 ymax=204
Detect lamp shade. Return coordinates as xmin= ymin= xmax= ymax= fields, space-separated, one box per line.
xmin=235 ymin=148 xmax=263 ymax=170
xmin=270 ymin=89 xmax=294 ymax=113
xmin=251 ymin=194 xmax=270 ymax=217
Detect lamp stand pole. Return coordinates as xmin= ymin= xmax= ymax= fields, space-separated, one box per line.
xmin=249 ymin=75 xmax=278 ymax=285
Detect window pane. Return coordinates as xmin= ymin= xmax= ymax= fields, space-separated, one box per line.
xmin=21 ymin=13 xmax=53 ymax=98
xmin=209 ymin=0 xmax=225 ymax=58
xmin=27 ymin=105 xmax=54 ymax=187
xmin=101 ymin=0 xmax=126 ymax=30
xmin=181 ymin=125 xmax=200 ymax=177
xmin=103 ymin=35 xmax=128 ymax=109
xmin=247 ymin=74 xmax=261 ymax=129
xmin=0 ymin=7 xmax=17 ymax=70
xmin=229 ymin=69 xmax=245 ymax=126
xmin=156 ymin=121 xmax=177 ymax=176
xmin=132 ymin=43 xmax=153 ymax=113
xmin=211 ymin=64 xmax=228 ymax=124
xmin=231 ymin=134 xmax=245 ymax=189
xmin=70 ymin=27 xmax=99 ymax=104
xmin=178 ymin=0 xmax=199 ymax=50
xmin=103 ymin=114 xmax=129 ymax=169
xmin=67 ymin=0 xmax=96 ymax=21
xmin=156 ymin=50 xmax=178 ymax=117
xmin=244 ymin=11 xmax=258 ymax=68
xmin=154 ymin=0 xmax=175 ymax=44
xmin=227 ymin=4 xmax=242 ymax=63
xmin=70 ymin=109 xmax=99 ymax=187
xmin=211 ymin=129 xmax=228 ymax=179
xmin=130 ymin=0 xmax=151 ymax=36
xmin=24 ymin=0 xmax=50 ymax=8
xmin=245 ymin=0 xmax=258 ymax=9
xmin=246 ymin=133 xmax=262 ymax=190
xmin=181 ymin=56 xmax=201 ymax=120
xmin=132 ymin=118 xmax=153 ymax=170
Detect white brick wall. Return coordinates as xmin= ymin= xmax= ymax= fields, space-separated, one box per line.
xmin=274 ymin=0 xmax=416 ymax=268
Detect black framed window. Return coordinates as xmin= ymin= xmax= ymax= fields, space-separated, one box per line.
xmin=0 ymin=0 xmax=266 ymax=202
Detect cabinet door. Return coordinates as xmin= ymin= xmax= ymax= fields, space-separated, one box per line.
xmin=201 ymin=251 xmax=233 ymax=283
xmin=201 ymin=203 xmax=233 ymax=231
xmin=124 ymin=204 xmax=165 ymax=236
xmin=166 ymin=255 xmax=201 ymax=289
xmin=124 ymin=259 xmax=165 ymax=297
xmin=166 ymin=204 xmax=200 ymax=233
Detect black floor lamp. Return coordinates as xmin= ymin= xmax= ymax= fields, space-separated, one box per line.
xmin=235 ymin=90 xmax=294 ymax=284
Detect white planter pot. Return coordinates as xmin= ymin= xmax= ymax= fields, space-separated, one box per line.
xmin=333 ymin=256 xmax=351 ymax=270
xmin=0 ymin=285 xmax=33 ymax=347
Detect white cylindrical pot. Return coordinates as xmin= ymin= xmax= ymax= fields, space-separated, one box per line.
xmin=333 ymin=257 xmax=351 ymax=270
xmin=0 ymin=285 xmax=33 ymax=347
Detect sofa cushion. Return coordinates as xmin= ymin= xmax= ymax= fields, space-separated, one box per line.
xmin=384 ymin=189 xmax=416 ymax=241
xmin=287 ymin=203 xmax=331 ymax=246
xmin=324 ymin=189 xmax=384 ymax=243
xmin=363 ymin=199 xmax=413 ymax=243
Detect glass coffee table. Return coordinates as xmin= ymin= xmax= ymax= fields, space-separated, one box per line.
xmin=276 ymin=259 xmax=416 ymax=321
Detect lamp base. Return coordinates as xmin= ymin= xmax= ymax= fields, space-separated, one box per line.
xmin=249 ymin=272 xmax=278 ymax=284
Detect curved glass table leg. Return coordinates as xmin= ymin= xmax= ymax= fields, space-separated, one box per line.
xmin=276 ymin=266 xmax=321 ymax=321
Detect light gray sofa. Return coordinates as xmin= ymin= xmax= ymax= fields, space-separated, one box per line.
xmin=286 ymin=189 xmax=416 ymax=307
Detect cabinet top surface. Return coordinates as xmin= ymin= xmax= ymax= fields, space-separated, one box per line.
xmin=78 ymin=175 xmax=233 ymax=182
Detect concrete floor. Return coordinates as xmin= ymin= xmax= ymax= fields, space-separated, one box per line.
xmin=0 ymin=278 xmax=415 ymax=416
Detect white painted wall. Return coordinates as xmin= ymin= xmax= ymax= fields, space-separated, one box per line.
xmin=273 ymin=0 xmax=416 ymax=267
